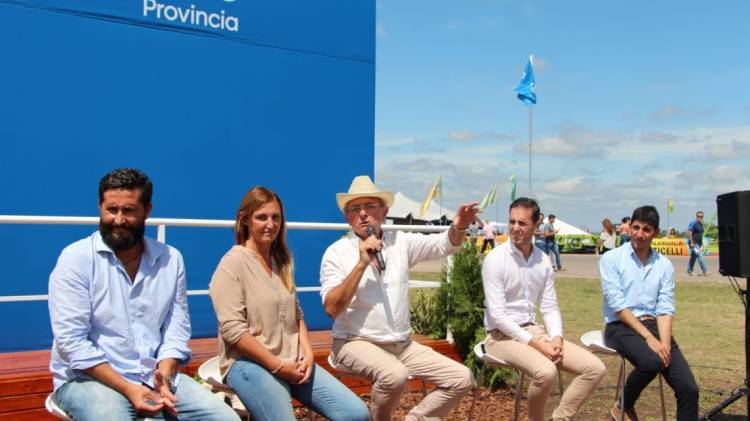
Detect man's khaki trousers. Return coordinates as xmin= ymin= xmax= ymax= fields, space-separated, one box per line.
xmin=332 ymin=336 xmax=474 ymax=421
xmin=483 ymin=325 xmax=606 ymax=421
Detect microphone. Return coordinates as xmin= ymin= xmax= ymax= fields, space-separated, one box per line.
xmin=366 ymin=225 xmax=386 ymax=271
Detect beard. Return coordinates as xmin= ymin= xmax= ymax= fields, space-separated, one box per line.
xmin=100 ymin=218 xmax=146 ymax=251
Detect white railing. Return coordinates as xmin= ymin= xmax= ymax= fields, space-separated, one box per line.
xmin=0 ymin=215 xmax=449 ymax=303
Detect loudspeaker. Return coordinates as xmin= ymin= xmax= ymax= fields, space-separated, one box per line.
xmin=717 ymin=191 xmax=750 ymax=277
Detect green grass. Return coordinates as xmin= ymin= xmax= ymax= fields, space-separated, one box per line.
xmin=409 ymin=273 xmax=747 ymax=419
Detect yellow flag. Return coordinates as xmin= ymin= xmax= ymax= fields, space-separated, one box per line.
xmin=667 ymin=199 xmax=674 ymax=215
xmin=419 ymin=176 xmax=442 ymax=218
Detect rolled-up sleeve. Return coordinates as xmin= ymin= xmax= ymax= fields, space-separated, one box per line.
xmin=539 ymin=268 xmax=563 ymax=339
xmin=482 ymin=254 xmax=533 ymax=344
xmin=157 ymin=254 xmax=192 ymax=363
xmin=656 ymin=263 xmax=675 ymax=316
xmin=599 ymin=253 xmax=627 ymax=314
xmin=209 ymin=265 xmax=249 ymax=346
xmin=48 ymin=252 xmax=108 ymax=371
xmin=319 ymin=247 xmax=346 ymax=302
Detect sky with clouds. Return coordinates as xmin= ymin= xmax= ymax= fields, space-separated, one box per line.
xmin=373 ymin=0 xmax=750 ymax=231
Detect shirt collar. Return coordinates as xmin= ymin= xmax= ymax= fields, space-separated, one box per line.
xmin=94 ymin=230 xmax=166 ymax=268
xmin=508 ymin=240 xmax=534 ymax=261
xmin=627 ymin=241 xmax=657 ymax=265
xmin=347 ymin=229 xmax=392 ymax=244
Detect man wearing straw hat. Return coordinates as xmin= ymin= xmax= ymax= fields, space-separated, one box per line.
xmin=320 ymin=175 xmax=480 ymax=421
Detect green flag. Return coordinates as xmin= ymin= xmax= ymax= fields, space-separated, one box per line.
xmin=510 ymin=174 xmax=517 ymax=201
xmin=479 ymin=184 xmax=498 ymax=210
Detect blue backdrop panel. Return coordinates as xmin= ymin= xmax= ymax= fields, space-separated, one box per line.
xmin=0 ymin=0 xmax=374 ymax=352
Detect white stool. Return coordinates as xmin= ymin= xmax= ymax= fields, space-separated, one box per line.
xmin=198 ymin=356 xmax=314 ymax=421
xmin=197 ymin=356 xmax=250 ymax=420
xmin=45 ymin=393 xmax=157 ymax=420
xmin=45 ymin=394 xmax=71 ymax=420
xmin=580 ymin=330 xmax=666 ymax=421
xmin=469 ymin=341 xmax=563 ymax=421
xmin=327 ymin=354 xmax=427 ymax=397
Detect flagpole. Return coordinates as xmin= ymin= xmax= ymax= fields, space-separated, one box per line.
xmin=667 ymin=199 xmax=671 ymax=231
xmin=439 ymin=192 xmax=443 ymax=225
xmin=528 ymin=107 xmax=533 ymax=196
xmin=496 ymin=193 xmax=499 ymax=225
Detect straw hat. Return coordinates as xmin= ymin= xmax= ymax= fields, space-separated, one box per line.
xmin=336 ymin=175 xmax=394 ymax=213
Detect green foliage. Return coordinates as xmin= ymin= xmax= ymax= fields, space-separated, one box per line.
xmin=409 ymin=289 xmax=443 ymax=337
xmin=436 ymin=242 xmax=514 ymax=387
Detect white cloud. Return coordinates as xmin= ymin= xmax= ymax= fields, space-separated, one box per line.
xmin=448 ymin=130 xmax=480 ymax=142
xmin=448 ymin=130 xmax=515 ymax=143
xmin=544 ymin=176 xmax=584 ymax=193
xmin=650 ymin=105 xmax=716 ymax=122
xmin=704 ymin=139 xmax=750 ymax=159
xmin=534 ymin=137 xmax=578 ymax=155
xmin=375 ymin=125 xmax=750 ymax=227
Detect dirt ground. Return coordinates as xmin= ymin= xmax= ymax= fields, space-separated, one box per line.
xmin=296 ymin=388 xmax=526 ymax=420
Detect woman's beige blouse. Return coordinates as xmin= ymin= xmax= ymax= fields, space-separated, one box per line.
xmin=209 ymin=245 xmax=303 ymax=377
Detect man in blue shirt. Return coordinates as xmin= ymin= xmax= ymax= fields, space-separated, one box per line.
xmin=599 ymin=206 xmax=698 ymax=421
xmin=48 ymin=168 xmax=238 ymax=421
xmin=686 ymin=211 xmax=709 ymax=276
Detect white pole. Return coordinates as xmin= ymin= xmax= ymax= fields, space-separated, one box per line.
xmin=528 ymin=107 xmax=533 ymax=196
xmin=157 ymin=224 xmax=166 ymax=243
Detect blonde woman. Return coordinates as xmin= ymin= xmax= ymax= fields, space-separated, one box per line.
xmin=209 ymin=187 xmax=368 ymax=421
xmin=598 ymin=218 xmax=617 ymax=254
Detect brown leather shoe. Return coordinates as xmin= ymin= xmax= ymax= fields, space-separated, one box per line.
xmin=610 ymin=403 xmax=639 ymax=421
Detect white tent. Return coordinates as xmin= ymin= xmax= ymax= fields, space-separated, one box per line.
xmin=544 ymin=217 xmax=588 ymax=235
xmin=388 ymin=191 xmax=455 ymax=221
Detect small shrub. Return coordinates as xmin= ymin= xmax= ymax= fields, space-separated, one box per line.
xmin=436 ymin=242 xmax=514 ymax=387
xmin=409 ymin=288 xmax=443 ymax=337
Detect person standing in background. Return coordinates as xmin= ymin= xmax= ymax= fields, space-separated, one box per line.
xmin=686 ymin=211 xmax=709 ymax=276
xmin=534 ymin=212 xmax=548 ymax=254
xmin=598 ymin=218 xmax=617 ymax=255
xmin=619 ymin=217 xmax=631 ymax=244
xmin=481 ymin=219 xmax=496 ymax=253
xmin=544 ymin=215 xmax=563 ymax=271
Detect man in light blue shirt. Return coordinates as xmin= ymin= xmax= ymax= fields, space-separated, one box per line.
xmin=49 ymin=168 xmax=238 ymax=421
xmin=599 ymin=205 xmax=698 ymax=421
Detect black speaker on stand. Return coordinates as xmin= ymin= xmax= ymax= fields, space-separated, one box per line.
xmin=701 ymin=191 xmax=750 ymax=420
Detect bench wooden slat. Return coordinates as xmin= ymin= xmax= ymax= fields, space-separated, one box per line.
xmin=0 ymin=332 xmax=460 ymax=416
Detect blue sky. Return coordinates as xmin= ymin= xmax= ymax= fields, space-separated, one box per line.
xmin=374 ymin=0 xmax=750 ymax=231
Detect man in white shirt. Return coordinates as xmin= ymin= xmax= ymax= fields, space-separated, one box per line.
xmin=320 ymin=175 xmax=479 ymax=421
xmin=482 ymin=198 xmax=605 ymax=421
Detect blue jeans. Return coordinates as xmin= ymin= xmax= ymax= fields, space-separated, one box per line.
xmin=534 ymin=238 xmax=548 ymax=254
xmin=620 ymin=234 xmax=630 ymax=244
xmin=53 ymin=373 xmax=240 ymax=421
xmin=546 ymin=239 xmax=562 ymax=269
xmin=226 ymin=359 xmax=369 ymax=421
xmin=688 ymin=246 xmax=708 ymax=274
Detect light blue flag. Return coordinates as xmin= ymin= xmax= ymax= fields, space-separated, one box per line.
xmin=514 ymin=55 xmax=536 ymax=105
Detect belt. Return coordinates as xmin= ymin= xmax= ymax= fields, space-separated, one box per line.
xmin=519 ymin=322 xmax=535 ymax=328
xmin=638 ymin=315 xmax=656 ymax=322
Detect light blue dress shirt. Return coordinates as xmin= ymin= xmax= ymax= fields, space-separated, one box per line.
xmin=599 ymin=242 xmax=675 ymax=324
xmin=49 ymin=231 xmax=191 ymax=390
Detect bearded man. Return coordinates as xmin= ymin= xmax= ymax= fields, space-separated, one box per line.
xmin=48 ymin=168 xmax=239 ymax=421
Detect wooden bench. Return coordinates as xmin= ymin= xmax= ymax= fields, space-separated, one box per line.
xmin=0 ymin=332 xmax=461 ymax=420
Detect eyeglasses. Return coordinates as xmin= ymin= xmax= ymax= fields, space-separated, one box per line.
xmin=697 ymin=215 xmax=704 ymax=218
xmin=346 ymin=203 xmax=383 ymax=214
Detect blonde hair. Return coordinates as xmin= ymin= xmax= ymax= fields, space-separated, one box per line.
xmin=602 ymin=218 xmax=616 ymax=235
xmin=234 ymin=186 xmax=295 ymax=292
